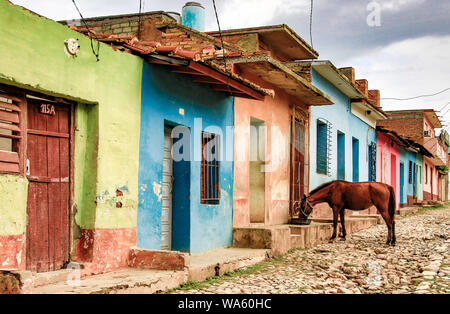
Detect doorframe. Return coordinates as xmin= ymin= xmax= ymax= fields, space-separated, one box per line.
xmin=24 ymin=92 xmax=76 ymax=270
xmin=1 ymin=83 xmax=77 ymax=270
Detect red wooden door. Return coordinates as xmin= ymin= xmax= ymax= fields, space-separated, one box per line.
xmin=26 ymin=100 xmax=70 ymax=273
xmin=290 ymin=118 xmax=305 ymax=217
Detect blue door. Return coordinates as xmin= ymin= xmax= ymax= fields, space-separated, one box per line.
xmin=337 ymin=131 xmax=345 ymax=180
xmin=352 ymin=138 xmax=359 ymax=182
xmin=400 ymin=163 xmax=404 ymax=204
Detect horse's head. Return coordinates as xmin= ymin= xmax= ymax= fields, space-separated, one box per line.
xmin=300 ymin=195 xmax=314 ymax=219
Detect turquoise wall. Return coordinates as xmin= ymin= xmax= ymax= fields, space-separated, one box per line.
xmin=310 ymin=69 xmax=377 ymax=190
xmin=137 ymin=63 xmax=234 ymax=254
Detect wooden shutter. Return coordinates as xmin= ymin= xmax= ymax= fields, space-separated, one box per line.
xmin=0 ymin=92 xmax=23 ymax=173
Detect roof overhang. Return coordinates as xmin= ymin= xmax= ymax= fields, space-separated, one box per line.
xmin=147 ymin=55 xmax=268 ymax=100
xmin=220 ymin=54 xmax=334 ymax=105
xmin=208 ymin=24 xmax=318 ymax=60
xmin=424 ymin=110 xmax=442 ymax=129
xmin=308 ymin=60 xmax=365 ymax=99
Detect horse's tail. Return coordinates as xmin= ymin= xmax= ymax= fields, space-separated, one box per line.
xmin=388 ymin=185 xmax=396 ymax=220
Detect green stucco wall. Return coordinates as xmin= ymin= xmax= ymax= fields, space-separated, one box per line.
xmin=0 ymin=175 xmax=28 ymax=235
xmin=0 ymin=1 xmax=143 ymax=233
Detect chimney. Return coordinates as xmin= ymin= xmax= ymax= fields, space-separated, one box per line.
xmin=368 ymin=90 xmax=381 ymax=109
xmin=339 ymin=67 xmax=355 ymax=84
xmin=182 ymin=2 xmax=205 ymax=32
xmin=355 ymin=79 xmax=369 ymax=98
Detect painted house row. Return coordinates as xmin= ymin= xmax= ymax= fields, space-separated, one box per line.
xmin=0 ymin=0 xmax=447 ymax=278
xmin=377 ymin=109 xmax=448 ymax=206
xmin=0 ymin=1 xmax=331 ymax=273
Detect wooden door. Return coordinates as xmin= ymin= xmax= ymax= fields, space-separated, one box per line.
xmin=26 ymin=100 xmax=70 ymax=272
xmin=290 ymin=118 xmax=305 ymax=217
xmin=161 ymin=129 xmax=173 ymax=250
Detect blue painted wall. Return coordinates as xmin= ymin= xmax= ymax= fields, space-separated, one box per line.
xmin=137 ymin=62 xmax=234 ymax=253
xmin=309 ymin=69 xmax=377 ymax=190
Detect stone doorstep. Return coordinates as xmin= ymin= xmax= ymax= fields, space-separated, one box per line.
xmin=31 ymin=268 xmax=187 ymax=294
xmin=187 ymin=248 xmax=269 ymax=282
xmin=129 ymin=247 xmax=189 ymax=271
xmin=289 ymin=217 xmax=379 ymax=250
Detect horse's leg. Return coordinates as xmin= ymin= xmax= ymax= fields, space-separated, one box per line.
xmin=339 ymin=209 xmax=346 ymax=240
xmin=329 ymin=207 xmax=339 ymax=242
xmin=377 ymin=207 xmax=393 ymax=245
xmin=391 ymin=221 xmax=396 ymax=246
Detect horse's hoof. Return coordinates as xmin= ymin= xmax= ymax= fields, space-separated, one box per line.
xmin=339 ymin=238 xmax=346 ymax=242
xmin=329 ymin=238 xmax=336 ymax=243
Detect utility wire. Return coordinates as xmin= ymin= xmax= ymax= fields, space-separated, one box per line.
xmin=138 ymin=0 xmax=143 ymax=39
xmin=309 ymin=0 xmax=314 ymax=49
xmin=212 ymin=0 xmax=231 ymax=89
xmin=381 ymin=87 xmax=450 ymax=101
xmin=72 ymin=0 xmax=100 ymax=61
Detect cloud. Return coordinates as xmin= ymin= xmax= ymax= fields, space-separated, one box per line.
xmin=8 ymin=0 xmax=450 ymax=126
xmin=350 ymin=35 xmax=450 ymax=114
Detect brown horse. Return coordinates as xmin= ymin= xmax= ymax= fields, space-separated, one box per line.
xmin=300 ymin=180 xmax=396 ymax=246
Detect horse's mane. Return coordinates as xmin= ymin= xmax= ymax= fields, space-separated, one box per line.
xmin=309 ymin=180 xmax=338 ymax=196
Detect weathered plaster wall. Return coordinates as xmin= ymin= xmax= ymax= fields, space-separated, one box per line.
xmin=423 ymin=157 xmax=439 ymax=200
xmin=0 ymin=1 xmax=143 ymax=271
xmin=233 ymin=71 xmax=302 ymax=227
xmin=309 ymin=69 xmax=378 ymax=217
xmin=0 ymin=175 xmax=28 ymax=269
xmin=137 ymin=63 xmax=234 ymax=254
xmin=310 ymin=69 xmax=377 ymax=190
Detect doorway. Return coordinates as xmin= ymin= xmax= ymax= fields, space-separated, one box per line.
xmin=160 ymin=128 xmax=174 ymax=250
xmin=391 ymin=154 xmax=397 ymax=193
xmin=400 ymin=162 xmax=404 ymax=204
xmin=26 ymin=99 xmax=71 ymax=272
xmin=250 ymin=117 xmax=266 ymax=223
xmin=337 ymin=131 xmax=345 ymax=180
xmin=352 ymin=138 xmax=359 ymax=182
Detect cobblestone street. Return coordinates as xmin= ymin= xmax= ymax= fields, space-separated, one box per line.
xmin=171 ymin=207 xmax=450 ymax=294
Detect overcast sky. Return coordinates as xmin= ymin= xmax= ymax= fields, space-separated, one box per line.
xmin=10 ymin=0 xmax=450 ymax=128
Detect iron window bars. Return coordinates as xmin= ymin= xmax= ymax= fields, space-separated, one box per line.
xmin=201 ymin=131 xmax=220 ymax=205
xmin=316 ymin=118 xmax=332 ymax=176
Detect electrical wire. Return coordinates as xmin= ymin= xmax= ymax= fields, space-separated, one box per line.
xmin=138 ymin=0 xmax=143 ymax=39
xmin=212 ymin=0 xmax=231 ymax=89
xmin=72 ymin=0 xmax=100 ymax=61
xmin=381 ymin=87 xmax=450 ymax=101
xmin=309 ymin=0 xmax=314 ymax=49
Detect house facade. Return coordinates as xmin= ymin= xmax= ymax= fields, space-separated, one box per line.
xmin=378 ymin=109 xmax=445 ymax=201
xmin=208 ymin=26 xmax=334 ymax=226
xmin=0 ymin=0 xmax=143 ymax=273
xmin=288 ymin=62 xmax=386 ymax=217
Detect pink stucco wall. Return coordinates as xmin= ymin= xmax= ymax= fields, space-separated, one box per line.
xmin=233 ymin=69 xmax=310 ymax=227
xmin=377 ymin=132 xmax=400 ymax=210
xmin=423 ymin=157 xmax=439 ymax=200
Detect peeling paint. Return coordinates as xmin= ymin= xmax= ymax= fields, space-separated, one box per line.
xmin=153 ymin=182 xmax=163 ymax=202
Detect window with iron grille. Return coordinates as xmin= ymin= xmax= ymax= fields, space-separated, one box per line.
xmin=368 ymin=142 xmax=377 ymax=181
xmin=316 ymin=119 xmax=332 ymax=176
xmin=201 ymin=131 xmax=220 ymax=205
xmin=408 ymin=161 xmax=413 ymax=184
xmin=0 ymin=92 xmax=24 ymax=174
xmin=425 ymin=164 xmax=428 ymax=184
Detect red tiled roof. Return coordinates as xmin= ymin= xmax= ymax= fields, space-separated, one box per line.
xmin=70 ymin=27 xmax=274 ymax=99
